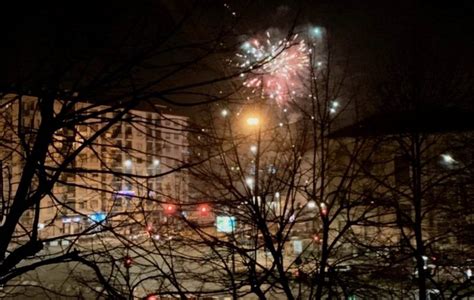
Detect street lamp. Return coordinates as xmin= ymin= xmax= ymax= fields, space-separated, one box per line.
xmin=245 ymin=115 xmax=262 ymax=266
xmin=246 ymin=116 xmax=260 ymax=127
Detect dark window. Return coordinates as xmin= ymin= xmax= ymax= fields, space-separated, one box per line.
xmin=394 ymin=155 xmax=410 ymax=186
xmin=398 ymin=203 xmax=412 ymax=228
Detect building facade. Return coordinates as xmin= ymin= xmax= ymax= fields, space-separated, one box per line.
xmin=0 ymin=94 xmax=189 ymax=240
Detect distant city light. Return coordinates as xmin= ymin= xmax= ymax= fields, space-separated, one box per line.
xmin=329 ymin=101 xmax=339 ymax=114
xmin=307 ymin=200 xmax=316 ymax=209
xmin=245 ymin=177 xmax=255 ymax=188
xmin=221 ymin=109 xmax=229 ymax=117
xmin=289 ymin=213 xmax=296 ymax=223
xmin=123 ymin=159 xmax=132 ymax=168
xmin=153 ymin=159 xmax=160 ymax=166
xmin=250 ymin=145 xmax=258 ymax=153
xmin=275 ymin=191 xmax=280 ymax=198
xmin=441 ymin=154 xmax=456 ymax=165
xmin=146 ymin=224 xmax=153 ymax=233
xmin=466 ymin=268 xmax=472 ymax=279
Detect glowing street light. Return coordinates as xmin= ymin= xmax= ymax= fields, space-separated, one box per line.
xmin=221 ymin=109 xmax=229 ymax=117
xmin=246 ymin=117 xmax=260 ymax=126
xmin=153 ymin=159 xmax=160 ymax=166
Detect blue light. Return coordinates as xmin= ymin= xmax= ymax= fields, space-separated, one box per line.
xmin=117 ymin=190 xmax=135 ymax=196
xmin=90 ymin=212 xmax=106 ymax=223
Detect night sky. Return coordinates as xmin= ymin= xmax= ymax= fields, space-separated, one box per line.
xmin=1 ymin=1 xmax=473 ymax=110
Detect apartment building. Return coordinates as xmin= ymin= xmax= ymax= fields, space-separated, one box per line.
xmin=0 ymin=94 xmax=189 ymax=239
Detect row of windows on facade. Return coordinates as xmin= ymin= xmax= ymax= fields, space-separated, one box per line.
xmin=19 ymin=102 xmax=184 ymax=127
xmin=58 ymin=181 xmax=166 ymax=205
xmin=74 ymin=149 xmax=183 ymax=166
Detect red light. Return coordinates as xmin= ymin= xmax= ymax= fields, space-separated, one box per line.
xmin=124 ymin=256 xmax=133 ymax=268
xmin=146 ymin=295 xmax=157 ymax=300
xmin=198 ymin=204 xmax=211 ymax=216
xmin=146 ymin=224 xmax=153 ymax=233
xmin=313 ymin=235 xmax=320 ymax=242
xmin=164 ymin=204 xmax=176 ymax=214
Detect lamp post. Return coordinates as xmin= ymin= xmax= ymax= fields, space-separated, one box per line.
xmin=246 ymin=115 xmax=261 ymax=268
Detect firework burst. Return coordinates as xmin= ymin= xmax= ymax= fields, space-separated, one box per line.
xmin=237 ymin=32 xmax=310 ymax=105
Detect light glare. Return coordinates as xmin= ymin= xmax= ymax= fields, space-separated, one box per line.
xmin=246 ymin=117 xmax=259 ymax=126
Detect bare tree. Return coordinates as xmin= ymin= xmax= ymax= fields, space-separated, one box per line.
xmin=0 ymin=2 xmax=267 ymax=298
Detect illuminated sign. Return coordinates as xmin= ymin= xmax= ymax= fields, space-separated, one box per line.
xmin=90 ymin=212 xmax=106 ymax=223
xmin=293 ymin=240 xmax=303 ymax=254
xmin=216 ymin=216 xmax=236 ymax=233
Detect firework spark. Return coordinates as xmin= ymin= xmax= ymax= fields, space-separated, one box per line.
xmin=237 ymin=32 xmax=310 ymax=105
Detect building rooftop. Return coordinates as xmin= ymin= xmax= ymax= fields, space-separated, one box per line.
xmin=329 ymin=107 xmax=474 ymax=138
